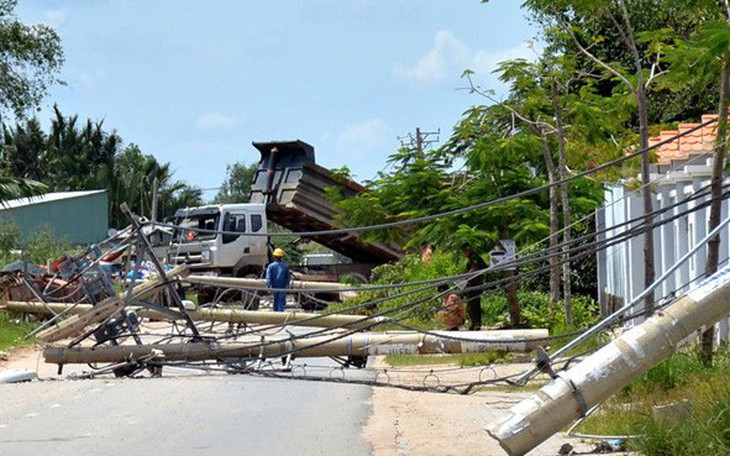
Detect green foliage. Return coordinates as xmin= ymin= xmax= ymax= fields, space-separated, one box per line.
xmin=1 ymin=109 xmax=203 ymax=228
xmin=21 ymin=225 xmax=70 ymax=264
xmin=522 ymin=0 xmax=719 ymax=125
xmin=482 ymin=291 xmax=600 ymax=333
xmin=0 ymin=222 xmax=71 ymax=267
xmin=330 ymin=250 xmax=462 ymax=329
xmin=328 ymin=145 xmax=454 ymax=248
xmin=384 ymin=352 xmax=509 ymax=367
xmin=0 ymin=176 xmax=46 ymax=205
xmin=0 ymin=311 xmax=36 ymax=351
xmin=213 ymin=162 xmax=257 ymax=204
xmin=113 ymin=143 xmax=202 ymax=226
xmin=0 ymin=0 xmax=64 ymax=119
xmin=578 ymin=349 xmax=730 ymax=455
xmin=0 ymin=219 xmax=18 ymax=251
xmin=0 ymin=219 xmax=19 ymax=265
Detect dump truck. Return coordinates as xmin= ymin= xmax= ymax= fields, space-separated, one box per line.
xmin=168 ymin=140 xmax=401 ymax=284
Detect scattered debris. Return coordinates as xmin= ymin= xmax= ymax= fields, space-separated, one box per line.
xmin=0 ymin=369 xmax=37 ymax=384
xmin=0 ymin=205 xmax=551 ymax=381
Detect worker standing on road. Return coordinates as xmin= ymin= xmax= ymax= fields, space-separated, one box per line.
xmin=266 ymin=248 xmax=291 ymax=312
xmin=462 ymin=245 xmax=486 ymax=330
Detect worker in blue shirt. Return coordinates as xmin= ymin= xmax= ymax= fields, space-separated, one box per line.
xmin=266 ymin=248 xmax=291 ymax=312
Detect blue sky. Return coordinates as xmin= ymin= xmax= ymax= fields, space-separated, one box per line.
xmin=15 ymin=1 xmax=535 ymax=199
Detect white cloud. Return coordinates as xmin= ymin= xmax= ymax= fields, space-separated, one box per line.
xmin=175 ymin=141 xmax=234 ymax=161
xmin=393 ymin=30 xmax=534 ymax=85
xmin=336 ymin=119 xmax=389 ymax=151
xmin=43 ymin=9 xmax=67 ymax=28
xmin=195 ymin=113 xmax=238 ymax=131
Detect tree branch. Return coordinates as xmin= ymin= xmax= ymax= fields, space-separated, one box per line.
xmin=554 ymin=13 xmax=635 ymax=91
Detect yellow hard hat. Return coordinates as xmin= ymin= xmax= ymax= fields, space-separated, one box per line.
xmin=273 ymin=248 xmax=285 ymax=257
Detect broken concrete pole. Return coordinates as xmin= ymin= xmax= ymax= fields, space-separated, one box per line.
xmin=487 ymin=265 xmax=730 ymax=456
xmin=43 ymin=329 xmax=549 ymax=364
xmin=8 ymin=300 xmax=387 ymax=329
xmin=185 ymin=275 xmax=350 ymax=291
xmin=36 ymin=265 xmax=190 ymax=343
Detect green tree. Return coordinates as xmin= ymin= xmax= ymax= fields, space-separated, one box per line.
xmin=0 ymin=0 xmax=64 ymax=121
xmin=158 ymin=183 xmax=203 ymax=220
xmin=520 ymin=0 xmax=690 ymax=315
xmin=213 ymin=162 xmax=257 ymax=204
xmin=662 ymin=2 xmax=730 ymax=365
xmin=1 ymin=118 xmax=48 ymax=181
xmin=0 ymin=175 xmax=45 ymax=205
xmin=46 ymin=106 xmax=121 ymax=192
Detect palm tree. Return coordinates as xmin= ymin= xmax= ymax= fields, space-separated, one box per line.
xmin=0 ymin=176 xmax=46 ymax=207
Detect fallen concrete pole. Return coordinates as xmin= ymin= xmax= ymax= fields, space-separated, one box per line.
xmin=185 ymin=274 xmax=349 ymax=291
xmin=487 ymin=264 xmax=730 ymax=456
xmin=7 ymin=301 xmax=387 ymax=329
xmin=43 ymin=329 xmax=549 ymax=365
xmin=36 ymin=265 xmax=190 ymax=343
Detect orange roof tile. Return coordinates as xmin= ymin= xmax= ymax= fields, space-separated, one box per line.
xmin=649 ymin=113 xmax=723 ymax=164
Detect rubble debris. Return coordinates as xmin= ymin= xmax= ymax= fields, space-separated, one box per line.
xmin=2 ymin=205 xmax=551 ymax=385
xmin=35 ymin=264 xmax=190 ymax=342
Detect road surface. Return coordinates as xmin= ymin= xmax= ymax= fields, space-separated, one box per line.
xmin=0 ymin=363 xmax=375 ymax=456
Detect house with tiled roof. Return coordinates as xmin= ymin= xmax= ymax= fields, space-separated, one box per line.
xmin=648 ymin=114 xmax=718 ymax=166
xmin=597 ymin=113 xmax=730 ymax=342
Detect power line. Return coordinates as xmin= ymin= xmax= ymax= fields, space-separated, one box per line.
xmin=153 ymin=116 xmax=718 ymax=238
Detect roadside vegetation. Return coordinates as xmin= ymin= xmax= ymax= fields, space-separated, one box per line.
xmin=384 ymin=352 xmax=510 ymax=367
xmin=0 ymin=311 xmax=36 ymax=352
xmin=330 ymin=249 xmax=601 ymax=338
xmin=0 ymin=220 xmax=73 ymax=267
xmin=577 ymin=348 xmax=730 ymax=456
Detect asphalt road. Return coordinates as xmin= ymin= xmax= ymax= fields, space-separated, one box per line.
xmin=0 ymin=364 xmax=375 ymax=456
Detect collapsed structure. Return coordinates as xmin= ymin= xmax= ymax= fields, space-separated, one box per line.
xmin=0 ymin=202 xmax=549 ymax=379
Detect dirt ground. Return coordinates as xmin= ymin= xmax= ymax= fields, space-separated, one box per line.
xmin=1 ymin=346 xmax=599 ymax=456
xmin=362 ymin=357 xmax=598 ymax=456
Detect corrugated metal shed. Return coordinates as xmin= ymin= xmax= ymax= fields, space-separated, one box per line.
xmin=0 ymin=190 xmax=108 ymax=244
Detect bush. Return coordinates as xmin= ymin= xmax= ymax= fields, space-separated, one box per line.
xmin=578 ymin=349 xmax=730 ymax=456
xmin=0 ymin=311 xmax=36 ymax=351
xmin=329 ymin=250 xmax=462 ymax=329
xmin=0 ymin=220 xmax=20 ymax=267
xmin=21 ymin=225 xmax=70 ymax=265
xmin=482 ymin=291 xmax=600 ymax=334
xmin=0 ymin=222 xmax=71 ymax=268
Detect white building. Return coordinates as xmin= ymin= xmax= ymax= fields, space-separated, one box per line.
xmin=597 ymin=114 xmax=730 ymax=340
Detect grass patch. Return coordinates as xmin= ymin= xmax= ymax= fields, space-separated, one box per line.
xmin=385 ymin=351 xmax=509 ymax=367
xmin=0 ymin=311 xmax=37 ymax=351
xmin=575 ymin=348 xmax=730 ymax=455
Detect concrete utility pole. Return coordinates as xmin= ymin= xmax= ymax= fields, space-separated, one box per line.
xmin=151 ymin=176 xmax=159 ymax=223
xmin=487 ymin=264 xmax=730 ymax=456
xmin=7 ymin=301 xmax=388 ymax=330
xmin=43 ymin=329 xmax=550 ymax=365
xmin=398 ymin=127 xmax=439 ymax=158
xmin=185 ymin=275 xmax=351 ymax=292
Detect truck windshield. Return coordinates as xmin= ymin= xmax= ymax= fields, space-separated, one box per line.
xmin=173 ymin=213 xmax=220 ymax=243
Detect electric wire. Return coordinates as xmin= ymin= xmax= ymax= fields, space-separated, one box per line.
xmin=151 ymin=116 xmax=719 ymax=239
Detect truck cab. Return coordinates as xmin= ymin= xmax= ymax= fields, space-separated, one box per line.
xmin=168 ymin=203 xmax=268 ymax=277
